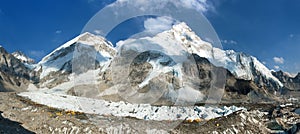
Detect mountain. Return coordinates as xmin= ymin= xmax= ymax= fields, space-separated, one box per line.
xmin=170 ymin=23 xmax=283 ymax=90
xmin=0 ymin=46 xmax=33 ymax=92
xmin=0 ymin=23 xmax=298 ymax=104
xmin=34 ymin=32 xmax=116 ymax=90
xmin=107 ymin=22 xmax=284 ymax=103
xmin=272 ymin=71 xmax=300 ymax=100
xmin=12 ymin=51 xmax=35 ymax=64
xmin=272 ymin=71 xmax=300 ymax=91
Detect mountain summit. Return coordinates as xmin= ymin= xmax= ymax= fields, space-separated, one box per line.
xmin=12 ymin=51 xmax=35 ymax=64
xmin=107 ymin=22 xmax=287 ymax=103
xmin=34 ymin=32 xmax=116 ymax=89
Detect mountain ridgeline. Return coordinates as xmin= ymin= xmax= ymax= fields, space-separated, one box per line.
xmin=0 ymin=23 xmax=299 ymax=104
xmin=0 ymin=46 xmax=33 ymax=92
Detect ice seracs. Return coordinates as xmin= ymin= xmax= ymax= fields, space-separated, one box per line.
xmin=19 ymin=91 xmax=245 ymax=121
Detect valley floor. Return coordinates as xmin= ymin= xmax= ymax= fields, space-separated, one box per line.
xmin=0 ymin=92 xmax=299 ymax=134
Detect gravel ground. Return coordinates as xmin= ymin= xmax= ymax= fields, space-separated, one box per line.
xmin=0 ymin=92 xmax=299 ymax=134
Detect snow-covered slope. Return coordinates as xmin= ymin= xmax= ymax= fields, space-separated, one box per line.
xmin=37 ymin=32 xmax=115 ymax=78
xmin=35 ymin=32 xmax=116 ymax=89
xmin=118 ymin=23 xmax=283 ymax=89
xmin=12 ymin=51 xmax=35 ymax=64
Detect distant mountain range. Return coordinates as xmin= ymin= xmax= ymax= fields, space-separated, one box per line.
xmin=0 ymin=23 xmax=299 ymax=104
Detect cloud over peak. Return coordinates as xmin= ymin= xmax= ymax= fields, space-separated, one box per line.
xmin=144 ymin=16 xmax=178 ymax=35
xmin=273 ymin=57 xmax=284 ymax=64
xmin=111 ymin=0 xmax=212 ymax=13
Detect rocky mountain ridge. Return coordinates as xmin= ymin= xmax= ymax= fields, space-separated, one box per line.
xmin=272 ymin=70 xmax=300 ymax=91
xmin=12 ymin=51 xmax=35 ymax=64
xmin=0 ymin=46 xmax=33 ymax=92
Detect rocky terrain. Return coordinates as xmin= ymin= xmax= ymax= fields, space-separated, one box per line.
xmin=0 ymin=47 xmax=34 ymax=92
xmin=0 ymin=92 xmax=299 ymax=133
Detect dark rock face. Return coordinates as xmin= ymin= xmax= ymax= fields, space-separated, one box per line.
xmin=250 ymin=64 xmax=282 ymax=94
xmin=0 ymin=47 xmax=34 ymax=92
xmin=272 ymin=71 xmax=300 ymax=91
xmin=192 ymin=54 xmax=280 ymax=103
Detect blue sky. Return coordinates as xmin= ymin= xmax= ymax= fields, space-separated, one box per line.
xmin=0 ymin=0 xmax=299 ymax=74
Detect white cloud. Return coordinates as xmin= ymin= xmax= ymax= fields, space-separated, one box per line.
xmin=93 ymin=29 xmax=103 ymax=35
xmin=221 ymin=39 xmax=238 ymax=45
xmin=177 ymin=0 xmax=211 ymax=12
xmin=274 ymin=66 xmax=280 ymax=70
xmin=144 ymin=16 xmax=178 ymax=35
xmin=110 ymin=0 xmax=212 ymax=13
xmin=273 ymin=57 xmax=284 ymax=64
xmin=55 ymin=30 xmax=62 ymax=34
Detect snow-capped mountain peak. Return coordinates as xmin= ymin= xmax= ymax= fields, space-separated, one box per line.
xmin=166 ymin=22 xmax=212 ymax=51
xmin=12 ymin=51 xmax=35 ymax=64
xmin=170 ymin=23 xmax=282 ymax=85
xmin=41 ymin=32 xmax=114 ymax=63
xmin=120 ymin=22 xmax=283 ymax=90
xmin=37 ymin=32 xmax=116 ymax=80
